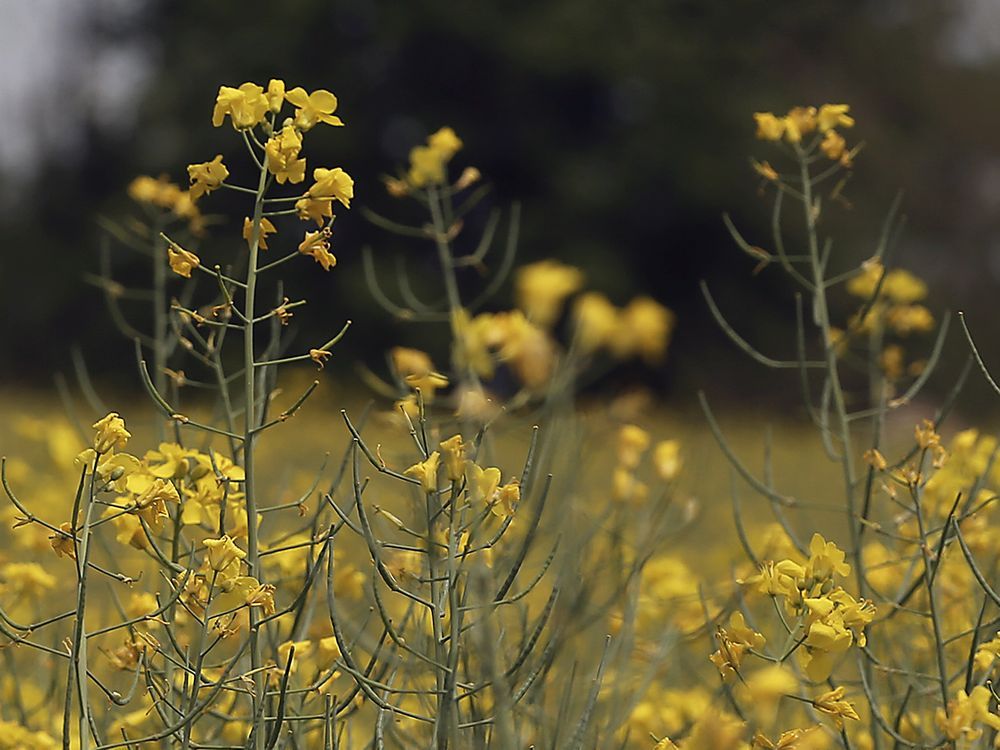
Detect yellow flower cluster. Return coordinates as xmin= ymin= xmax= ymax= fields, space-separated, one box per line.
xmin=160 ymin=79 xmax=355 ymax=280
xmin=612 ymin=424 xmax=682 ymax=503
xmin=748 ymin=533 xmax=875 ymax=681
xmin=754 ymin=104 xmax=855 ymax=167
xmin=403 ymin=434 xmax=520 ymax=521
xmin=575 ymin=293 xmax=676 ymax=363
xmin=406 ymin=127 xmax=463 ymax=188
xmin=127 ymin=174 xmax=205 ymax=234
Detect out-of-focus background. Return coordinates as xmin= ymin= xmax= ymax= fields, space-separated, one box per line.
xmin=3 ymin=0 xmax=1000 ymax=413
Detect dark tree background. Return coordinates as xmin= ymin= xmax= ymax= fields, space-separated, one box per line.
xmin=3 ymin=0 xmax=1000 ymax=412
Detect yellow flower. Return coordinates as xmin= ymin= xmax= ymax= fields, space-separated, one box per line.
xmin=407 ymin=127 xmax=464 ymax=187
xmin=49 ymin=522 xmax=76 ymax=559
xmin=820 ymin=130 xmax=846 ymax=161
xmin=885 ymin=304 xmax=934 ymax=335
xmin=243 ymin=217 xmax=277 ymax=250
xmin=806 ymin=533 xmax=851 ymax=581
xmin=404 ymin=452 xmax=440 ymax=494
xmin=298 ymin=227 xmax=336 ymax=271
xmin=882 ymin=269 xmax=927 ymax=303
xmin=710 ymin=611 xmax=765 ymax=682
xmin=845 ymin=258 xmax=884 ymax=299
xmin=609 ymin=297 xmax=676 ymax=363
xmin=307 ymin=167 xmax=354 ymax=208
xmin=428 ymin=126 xmax=463 ymax=157
xmin=1 ymin=562 xmax=57 ymax=596
xmin=213 ymin=82 xmax=269 ymax=129
xmin=265 ymin=124 xmax=306 ymax=184
xmin=391 ymin=347 xmax=435 ymax=379
xmin=813 ymin=687 xmax=860 ymax=729
xmin=187 ymin=154 xmax=229 ymax=199
xmin=439 ymin=435 xmax=466 ymax=482
xmin=936 ymin=685 xmax=1000 ymax=741
xmin=617 ymin=424 xmax=650 ymax=470
xmin=514 ymin=259 xmax=585 ymax=328
xmin=285 ymin=87 xmax=344 ymax=130
xmin=783 ymin=106 xmax=817 ymax=143
xmin=653 ymin=440 xmax=682 ymax=481
xmin=754 ymin=112 xmax=785 ymax=141
xmin=167 ymin=245 xmax=200 ymax=278
xmin=573 ymin=292 xmax=619 ymax=353
xmin=295 ymin=196 xmax=333 ymax=226
xmin=818 ymin=104 xmax=854 ymax=132
xmin=309 ymin=348 xmax=332 ymax=369
xmin=203 ymin=536 xmax=246 ymax=576
xmin=92 ymin=412 xmax=131 ymax=454
xmin=471 ymin=464 xmax=502 ymax=507
xmin=266 ymin=78 xmax=285 ymax=113
xmin=493 ymin=481 xmax=520 ymax=519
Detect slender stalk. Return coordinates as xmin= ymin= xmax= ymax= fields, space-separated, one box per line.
xmin=244 ymin=147 xmax=271 ymax=750
xmin=152 ymin=217 xmax=167 ymax=442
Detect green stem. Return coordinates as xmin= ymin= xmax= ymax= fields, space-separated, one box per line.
xmin=153 ymin=217 xmax=167 ymax=442
xmin=244 ymin=151 xmax=270 ymax=750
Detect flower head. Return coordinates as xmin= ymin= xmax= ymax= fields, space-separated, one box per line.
xmin=285 ymin=87 xmax=344 ymax=131
xmin=187 ymin=155 xmax=229 ymax=199
xmin=213 ymin=82 xmax=269 ymax=129
xmin=92 ymin=412 xmax=131 ymax=454
xmin=265 ymin=124 xmax=306 ymax=184
xmin=167 ymin=245 xmax=200 ymax=278
xmin=298 ymin=226 xmax=336 ymax=270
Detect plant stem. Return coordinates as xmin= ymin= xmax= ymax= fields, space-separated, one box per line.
xmin=244 ymin=150 xmax=270 ymax=750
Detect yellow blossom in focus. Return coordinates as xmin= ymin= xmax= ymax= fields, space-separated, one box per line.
xmin=213 ymin=82 xmax=269 ymax=129
xmin=187 ymin=154 xmax=229 ymax=199
xmin=813 ymin=687 xmax=860 ymax=729
xmin=49 ymin=522 xmax=76 ymax=559
xmin=805 ymin=533 xmax=851 ymax=581
xmin=783 ymin=106 xmax=817 ymax=143
xmin=404 ymin=452 xmax=441 ymax=494
xmin=92 ymin=412 xmax=131 ymax=454
xmin=243 ymin=216 xmax=277 ymax=250
xmin=266 ymin=79 xmax=285 ymax=112
xmin=265 ymin=123 xmax=306 ymax=184
xmin=307 ymin=167 xmax=354 ymax=208
xmin=285 ymin=87 xmax=344 ymax=131
xmin=514 ymin=259 xmax=585 ymax=327
xmin=439 ymin=435 xmax=466 ymax=481
xmin=203 ymin=536 xmax=246 ymax=577
xmin=298 ymin=227 xmax=336 ymax=271
xmin=167 ymin=245 xmax=200 ymax=278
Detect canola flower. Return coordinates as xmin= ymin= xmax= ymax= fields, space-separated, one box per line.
xmin=11 ymin=86 xmax=1000 ymax=750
